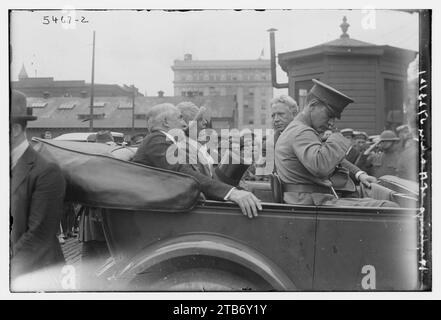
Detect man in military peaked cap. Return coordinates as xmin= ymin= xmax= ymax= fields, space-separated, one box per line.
xmin=10 ymin=90 xmax=66 ymax=290
xmin=274 ymin=80 xmax=397 ymax=207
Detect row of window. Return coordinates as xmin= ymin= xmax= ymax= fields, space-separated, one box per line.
xmin=177 ymin=71 xmax=269 ymax=82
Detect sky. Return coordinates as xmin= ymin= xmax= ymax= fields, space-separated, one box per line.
xmin=10 ymin=9 xmax=419 ymax=96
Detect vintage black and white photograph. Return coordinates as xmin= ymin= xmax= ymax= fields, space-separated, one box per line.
xmin=7 ymin=6 xmax=431 ymax=294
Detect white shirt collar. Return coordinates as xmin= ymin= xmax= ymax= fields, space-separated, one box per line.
xmin=11 ymin=139 xmax=29 ymax=169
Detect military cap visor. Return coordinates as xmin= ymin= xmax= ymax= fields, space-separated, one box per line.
xmin=340 ymin=128 xmax=354 ymax=135
xmin=310 ymin=79 xmax=354 ymax=119
xmin=353 ymin=131 xmax=368 ymax=140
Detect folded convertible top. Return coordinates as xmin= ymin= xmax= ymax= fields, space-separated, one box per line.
xmin=32 ymin=138 xmax=201 ymax=212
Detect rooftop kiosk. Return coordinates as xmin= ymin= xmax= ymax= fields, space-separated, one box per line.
xmin=269 ymin=17 xmax=417 ymax=134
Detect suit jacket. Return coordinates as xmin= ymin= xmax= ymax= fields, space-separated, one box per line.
xmin=275 ymin=119 xmax=366 ymax=205
xmin=10 ymin=146 xmax=66 ymax=279
xmin=133 ymin=130 xmax=232 ymax=201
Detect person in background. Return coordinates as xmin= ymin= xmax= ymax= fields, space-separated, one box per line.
xmin=10 ymin=90 xmax=66 ymax=289
xmin=95 ymin=130 xmax=116 ymax=146
xmin=352 ymin=131 xmax=370 ymax=171
xmin=396 ymin=124 xmax=412 ymax=151
xmin=42 ymin=131 xmax=52 ymax=139
xmin=340 ymin=128 xmax=360 ymax=164
xmin=353 ymin=131 xmax=369 ymax=153
xmin=366 ymin=130 xmax=401 ymax=178
xmin=396 ymin=126 xmax=419 ymax=182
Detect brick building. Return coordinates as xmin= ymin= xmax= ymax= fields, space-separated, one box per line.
xmin=171 ymin=54 xmax=273 ymax=129
xmin=11 ymin=64 xmax=142 ymax=98
xmin=25 ymin=95 xmax=237 ymax=139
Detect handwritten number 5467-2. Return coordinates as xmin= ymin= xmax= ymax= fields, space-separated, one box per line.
xmin=42 ymin=15 xmax=89 ymax=25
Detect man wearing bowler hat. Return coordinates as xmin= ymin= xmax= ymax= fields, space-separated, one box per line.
xmin=10 ymin=90 xmax=66 ymax=288
xmin=274 ymin=79 xmax=397 ymax=207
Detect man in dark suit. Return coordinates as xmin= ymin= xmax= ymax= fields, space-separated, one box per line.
xmin=10 ymin=90 xmax=66 ymax=287
xmin=133 ymin=103 xmax=262 ymax=218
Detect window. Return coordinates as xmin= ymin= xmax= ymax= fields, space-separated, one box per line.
xmin=77 ymin=113 xmax=105 ymax=120
xmin=31 ymin=102 xmax=48 ymax=108
xmin=298 ymin=89 xmax=308 ymax=108
xmin=384 ymin=79 xmax=404 ymax=130
xmin=58 ymin=102 xmax=76 ymax=110
xmin=295 ymin=80 xmax=315 ymax=109
xmin=134 ymin=114 xmax=147 ymax=120
xmin=117 ymin=102 xmax=133 ymax=109
xmin=260 ymin=113 xmax=266 ymax=125
xmin=91 ymin=101 xmax=106 ymax=108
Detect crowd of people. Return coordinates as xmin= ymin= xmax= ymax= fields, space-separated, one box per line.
xmin=10 ymin=77 xmax=420 ymax=289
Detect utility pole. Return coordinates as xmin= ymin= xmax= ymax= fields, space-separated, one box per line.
xmin=89 ymin=30 xmax=96 ymax=131
xmin=131 ymin=84 xmax=136 ymax=136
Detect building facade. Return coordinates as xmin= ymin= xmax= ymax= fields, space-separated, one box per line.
xmin=12 ymin=64 xmax=142 ymax=98
xmin=24 ymin=95 xmax=236 ymax=140
xmin=172 ymin=54 xmax=273 ymax=129
xmin=276 ymin=17 xmax=417 ymax=135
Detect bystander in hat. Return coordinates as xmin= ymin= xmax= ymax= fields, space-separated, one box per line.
xmin=379 ymin=130 xmax=400 ymax=142
xmin=340 ymin=128 xmax=354 ymax=139
xmin=95 ymin=130 xmax=114 ymax=144
xmin=353 ymin=131 xmax=368 ymax=141
xmin=11 ymin=90 xmax=37 ymax=123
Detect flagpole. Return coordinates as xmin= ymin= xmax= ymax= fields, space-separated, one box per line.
xmin=89 ymin=31 xmax=96 ymax=131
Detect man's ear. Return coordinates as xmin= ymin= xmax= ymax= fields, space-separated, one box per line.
xmin=162 ymin=116 xmax=169 ymax=129
xmin=11 ymin=123 xmax=23 ymax=138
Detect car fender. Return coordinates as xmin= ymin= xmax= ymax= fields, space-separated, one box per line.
xmin=112 ymin=233 xmax=296 ymax=290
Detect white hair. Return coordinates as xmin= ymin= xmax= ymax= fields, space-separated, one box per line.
xmin=176 ymin=101 xmax=199 ymax=124
xmin=270 ymin=95 xmax=299 ymax=114
xmin=146 ymin=103 xmax=178 ymax=130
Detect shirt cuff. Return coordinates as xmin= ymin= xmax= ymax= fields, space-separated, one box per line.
xmin=355 ymin=171 xmax=366 ymax=181
xmin=224 ymin=187 xmax=236 ymax=200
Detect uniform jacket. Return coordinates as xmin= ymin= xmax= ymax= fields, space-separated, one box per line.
xmin=10 ymin=146 xmax=66 ymax=279
xmin=133 ymin=130 xmax=232 ymax=201
xmin=274 ymin=119 xmax=378 ymax=206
